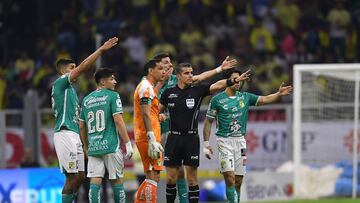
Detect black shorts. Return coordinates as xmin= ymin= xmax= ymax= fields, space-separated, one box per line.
xmin=164 ymin=133 xmax=200 ymax=167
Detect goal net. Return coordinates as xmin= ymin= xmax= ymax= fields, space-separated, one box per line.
xmin=293 ymin=64 xmax=360 ymax=198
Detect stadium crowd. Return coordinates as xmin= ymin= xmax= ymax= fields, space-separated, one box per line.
xmin=1 ymin=0 xmax=359 ymax=110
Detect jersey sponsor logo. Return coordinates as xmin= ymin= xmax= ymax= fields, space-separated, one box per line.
xmin=84 ymin=95 xmax=108 ymax=107
xmin=168 ymin=103 xmax=175 ymax=107
xmin=168 ymin=93 xmax=178 ymax=98
xmin=186 ymin=98 xmax=195 ymax=109
xmin=164 ymin=156 xmax=170 ymax=161
xmin=231 ymin=107 xmax=238 ymax=112
xmin=223 ymin=104 xmax=228 ymax=110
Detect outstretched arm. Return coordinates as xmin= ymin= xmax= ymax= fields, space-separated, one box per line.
xmin=69 ymin=37 xmax=118 ymax=82
xmin=209 ymin=69 xmax=251 ymax=94
xmin=192 ymin=56 xmax=237 ymax=83
xmin=257 ymin=82 xmax=292 ymax=106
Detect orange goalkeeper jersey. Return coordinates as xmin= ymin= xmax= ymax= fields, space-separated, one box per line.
xmin=133 ymin=77 xmax=161 ymax=143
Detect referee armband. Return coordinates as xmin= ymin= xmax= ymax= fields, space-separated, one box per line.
xmin=140 ymin=97 xmax=152 ymax=105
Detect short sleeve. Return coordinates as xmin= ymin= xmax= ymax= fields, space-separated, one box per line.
xmin=247 ymin=92 xmax=260 ymax=106
xmin=199 ymin=84 xmax=211 ymax=97
xmin=54 ymin=73 xmax=71 ymax=91
xmin=111 ymin=93 xmax=123 ymax=115
xmin=138 ymin=81 xmax=155 ymax=100
xmin=206 ymin=97 xmax=218 ymax=119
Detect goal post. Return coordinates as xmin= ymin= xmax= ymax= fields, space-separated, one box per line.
xmin=293 ymin=64 xmax=360 ymax=199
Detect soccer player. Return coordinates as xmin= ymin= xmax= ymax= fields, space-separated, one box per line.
xmin=79 ymin=68 xmax=133 ymax=203
xmin=203 ymin=69 xmax=292 ymax=203
xmin=133 ymin=59 xmax=166 ymax=203
xmin=159 ymin=63 xmax=251 ymax=203
xmin=51 ymin=37 xmax=118 ymax=203
xmin=154 ymin=53 xmax=238 ymax=203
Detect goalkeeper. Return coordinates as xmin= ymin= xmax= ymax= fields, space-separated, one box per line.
xmin=133 ymin=59 xmax=166 ymax=203
xmin=203 ymin=69 xmax=292 ymax=203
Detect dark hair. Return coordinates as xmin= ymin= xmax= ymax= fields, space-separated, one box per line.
xmin=143 ymin=59 xmax=161 ymax=75
xmin=56 ymin=59 xmax=75 ymax=73
xmin=175 ymin=62 xmax=192 ymax=74
xmin=94 ymin=68 xmax=114 ymax=84
xmin=224 ymin=68 xmax=242 ymax=79
xmin=153 ymin=52 xmax=170 ymax=60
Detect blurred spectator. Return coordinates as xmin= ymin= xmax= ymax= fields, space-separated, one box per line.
xmin=250 ymin=21 xmax=276 ymax=54
xmin=327 ymin=0 xmax=351 ymax=59
xmin=14 ymin=51 xmax=35 ymax=81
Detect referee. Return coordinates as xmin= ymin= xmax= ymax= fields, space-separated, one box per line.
xmin=159 ymin=62 xmax=250 ymax=203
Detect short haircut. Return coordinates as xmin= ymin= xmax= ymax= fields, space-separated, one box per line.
xmin=94 ymin=68 xmax=114 ymax=84
xmin=56 ymin=59 xmax=75 ymax=73
xmin=175 ymin=62 xmax=192 ymax=74
xmin=143 ymin=59 xmax=161 ymax=75
xmin=153 ymin=52 xmax=170 ymax=60
xmin=224 ymin=68 xmax=242 ymax=79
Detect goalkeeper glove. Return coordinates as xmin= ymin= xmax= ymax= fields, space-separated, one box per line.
xmin=125 ymin=141 xmax=134 ymax=159
xmin=147 ymin=131 xmax=164 ymax=159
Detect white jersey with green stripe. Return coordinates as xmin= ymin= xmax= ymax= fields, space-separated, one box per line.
xmin=80 ymin=89 xmax=123 ymax=156
xmin=51 ymin=73 xmax=80 ymax=134
xmin=206 ymin=91 xmax=259 ymax=137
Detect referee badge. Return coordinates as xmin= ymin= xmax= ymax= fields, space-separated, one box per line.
xmin=186 ymin=98 xmax=195 ymax=109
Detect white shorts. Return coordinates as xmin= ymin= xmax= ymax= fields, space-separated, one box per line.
xmin=54 ymin=130 xmax=85 ymax=173
xmin=87 ymin=148 xmax=124 ymax=179
xmin=216 ymin=136 xmax=247 ymax=176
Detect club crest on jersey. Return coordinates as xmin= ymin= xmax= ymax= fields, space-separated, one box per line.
xmin=186 ymin=98 xmax=195 ymax=109
xmin=239 ymin=100 xmax=245 ymax=108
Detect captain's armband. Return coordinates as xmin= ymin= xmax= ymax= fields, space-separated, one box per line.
xmin=140 ymin=97 xmax=151 ymax=105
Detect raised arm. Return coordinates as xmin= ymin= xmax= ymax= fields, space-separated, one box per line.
xmin=113 ymin=113 xmax=133 ymax=159
xmin=209 ymin=69 xmax=251 ymax=94
xmin=69 ymin=37 xmax=118 ymax=82
xmin=192 ymin=56 xmax=237 ymax=83
xmin=257 ymin=82 xmax=292 ymax=106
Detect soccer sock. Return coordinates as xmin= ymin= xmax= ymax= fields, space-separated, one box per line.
xmin=166 ymin=184 xmax=177 ymax=203
xmin=226 ymin=186 xmax=237 ymax=203
xmin=177 ymin=179 xmax=188 ymax=203
xmin=135 ymin=179 xmax=147 ymax=202
xmin=236 ymin=189 xmax=241 ymax=203
xmin=113 ymin=183 xmax=126 ymax=203
xmin=62 ymin=194 xmax=74 ymax=203
xmin=89 ymin=183 xmax=101 ymax=203
xmin=135 ymin=179 xmax=157 ymax=203
xmin=188 ymin=185 xmax=199 ymax=203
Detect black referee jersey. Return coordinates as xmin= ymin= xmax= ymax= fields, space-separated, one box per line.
xmin=160 ymin=84 xmax=211 ymax=134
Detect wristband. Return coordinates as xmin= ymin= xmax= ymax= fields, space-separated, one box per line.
xmin=204 ymin=141 xmax=210 ymax=147
xmin=216 ymin=67 xmax=222 ymax=73
xmin=226 ymin=78 xmax=235 ymax=86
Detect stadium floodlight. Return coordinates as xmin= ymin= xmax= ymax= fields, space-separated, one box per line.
xmin=293 ymin=64 xmax=360 ymax=199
